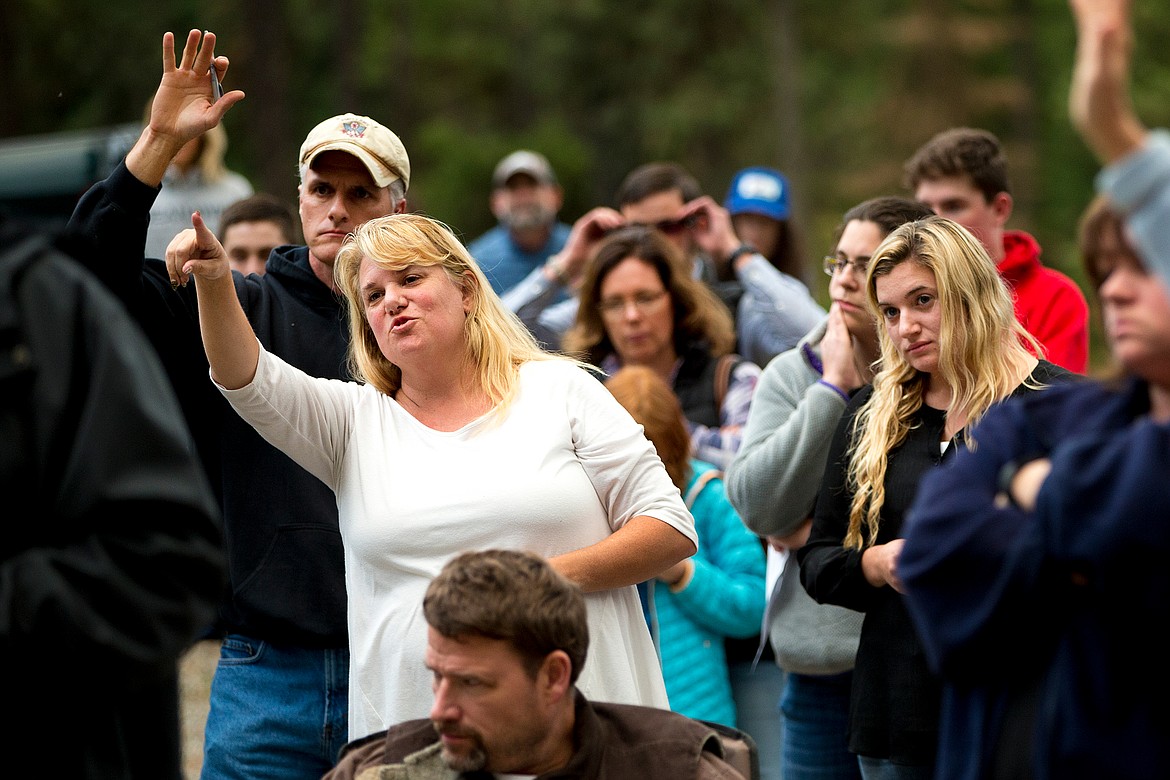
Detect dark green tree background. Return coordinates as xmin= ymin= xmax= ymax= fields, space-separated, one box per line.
xmin=3 ymin=0 xmax=1167 ymax=367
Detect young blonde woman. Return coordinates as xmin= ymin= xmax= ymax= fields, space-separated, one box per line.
xmin=796 ymin=216 xmax=1075 ymax=779
xmin=164 ymin=211 xmax=697 ymax=742
xmin=726 ymin=196 xmax=934 ymax=780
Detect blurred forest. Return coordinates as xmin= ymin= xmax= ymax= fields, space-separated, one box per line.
xmin=2 ymin=0 xmax=1168 ymax=366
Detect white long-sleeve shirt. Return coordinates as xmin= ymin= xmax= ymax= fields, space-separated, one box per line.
xmin=218 ymin=348 xmax=697 ymax=739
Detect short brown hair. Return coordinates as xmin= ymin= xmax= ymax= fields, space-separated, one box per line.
xmin=218 ymin=194 xmax=297 ymax=244
xmin=832 ymin=196 xmax=936 ymax=249
xmin=423 ymin=549 xmax=589 ymax=683
xmin=902 ymin=127 xmax=1011 ymax=203
xmin=615 ymin=162 xmax=703 ymax=208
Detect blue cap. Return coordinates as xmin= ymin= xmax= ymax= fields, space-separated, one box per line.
xmin=724 ymin=166 xmax=791 ymax=221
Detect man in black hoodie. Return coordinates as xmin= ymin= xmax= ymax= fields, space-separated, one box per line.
xmin=67 ymin=28 xmax=408 ymax=780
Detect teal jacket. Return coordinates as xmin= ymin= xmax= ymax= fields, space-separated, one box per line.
xmin=641 ymin=460 xmax=766 ymax=727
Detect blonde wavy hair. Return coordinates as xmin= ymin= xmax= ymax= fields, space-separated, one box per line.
xmin=334 ymin=214 xmax=565 ymax=419
xmin=843 ymin=216 xmax=1043 ymax=549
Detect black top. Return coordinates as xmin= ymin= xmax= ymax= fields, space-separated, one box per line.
xmin=67 ymin=162 xmax=350 ymax=646
xmin=797 ymin=361 xmax=1074 ymax=765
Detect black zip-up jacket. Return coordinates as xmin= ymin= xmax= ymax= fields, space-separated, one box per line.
xmin=67 ymin=161 xmax=349 ymax=647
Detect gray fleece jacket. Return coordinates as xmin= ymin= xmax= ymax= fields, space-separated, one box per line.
xmin=725 ymin=317 xmax=862 ymax=675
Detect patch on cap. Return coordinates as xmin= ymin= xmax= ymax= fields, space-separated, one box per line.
xmin=299 ymin=113 xmax=411 ymax=191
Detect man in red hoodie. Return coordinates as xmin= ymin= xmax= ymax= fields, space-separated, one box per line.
xmin=905 ymin=127 xmax=1090 ymax=373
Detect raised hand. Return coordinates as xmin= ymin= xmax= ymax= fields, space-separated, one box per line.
xmin=165 ymin=211 xmax=230 ymax=289
xmin=1069 ymin=0 xmax=1145 ymax=163
xmin=128 ymin=29 xmax=246 ymax=186
xmin=553 ymin=206 xmax=626 ymax=283
xmin=680 ymin=195 xmax=742 ymax=271
xmin=149 ymin=29 xmax=244 ymax=145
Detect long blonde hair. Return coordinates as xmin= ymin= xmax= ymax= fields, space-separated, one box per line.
xmin=334 ymin=214 xmax=565 ymax=418
xmin=843 ymin=216 xmax=1042 ymax=549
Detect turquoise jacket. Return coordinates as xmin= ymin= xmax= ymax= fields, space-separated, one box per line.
xmin=641 ymin=460 xmax=766 ymax=727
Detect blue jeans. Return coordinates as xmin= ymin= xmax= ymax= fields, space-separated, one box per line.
xmin=200 ymin=635 xmax=349 ymax=780
xmin=857 ymin=756 xmax=933 ymax=780
xmin=728 ymin=660 xmax=786 ymax=780
xmin=781 ymin=672 xmax=861 ymax=780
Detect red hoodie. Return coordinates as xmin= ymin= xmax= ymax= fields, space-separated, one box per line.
xmin=998 ymin=231 xmax=1089 ymax=373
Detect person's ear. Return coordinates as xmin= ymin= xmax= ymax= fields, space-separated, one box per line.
xmin=538 ymin=650 xmax=573 ymax=702
xmin=462 ymin=270 xmax=477 ymax=314
xmin=990 ymin=191 xmax=1013 ymax=226
xmin=490 ymin=189 xmax=509 ymax=221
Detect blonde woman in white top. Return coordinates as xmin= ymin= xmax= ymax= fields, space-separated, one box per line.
xmin=165 ymin=211 xmax=697 ymax=740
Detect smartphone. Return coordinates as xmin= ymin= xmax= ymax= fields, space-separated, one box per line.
xmin=209 ymin=64 xmax=223 ymax=102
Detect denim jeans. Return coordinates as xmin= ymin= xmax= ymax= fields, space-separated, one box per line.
xmin=857 ymin=756 xmax=933 ymax=780
xmin=781 ymin=671 xmax=861 ymax=780
xmin=200 ymin=635 xmax=349 ymax=780
xmin=728 ymin=659 xmax=786 ymax=780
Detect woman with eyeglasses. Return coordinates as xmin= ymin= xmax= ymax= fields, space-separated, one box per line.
xmin=796 ymin=216 xmax=1075 ymax=780
xmin=562 ymin=225 xmax=762 ymax=470
xmin=726 ymin=196 xmax=934 ymax=780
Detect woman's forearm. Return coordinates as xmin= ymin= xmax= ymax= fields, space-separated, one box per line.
xmin=549 ymin=515 xmax=697 ymax=593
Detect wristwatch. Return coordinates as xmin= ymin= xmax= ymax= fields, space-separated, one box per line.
xmin=996 ymin=459 xmax=1023 ymax=509
xmin=724 ymin=243 xmax=758 ymax=267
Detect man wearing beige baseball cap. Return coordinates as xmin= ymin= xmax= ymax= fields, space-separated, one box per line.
xmin=67 ymin=29 xmax=407 ymax=780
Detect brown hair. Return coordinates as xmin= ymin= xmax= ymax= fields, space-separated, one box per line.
xmin=831 ymin=196 xmax=936 ymax=249
xmin=561 ymin=225 xmax=735 ymax=365
xmin=902 ymin=127 xmax=1011 ymax=203
xmin=615 ymin=162 xmax=703 ymax=208
xmin=218 ymin=193 xmax=298 ymax=244
xmin=1078 ymin=194 xmax=1133 ymax=291
xmin=424 ymin=549 xmax=589 ymax=683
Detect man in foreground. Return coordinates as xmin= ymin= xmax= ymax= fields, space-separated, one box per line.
xmin=325 ymin=549 xmax=754 ymax=779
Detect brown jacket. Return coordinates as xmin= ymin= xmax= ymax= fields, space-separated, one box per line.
xmin=325 ymin=691 xmax=755 ymax=780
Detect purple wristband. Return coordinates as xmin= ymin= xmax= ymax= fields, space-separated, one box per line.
xmin=817 ymin=379 xmax=850 ymax=403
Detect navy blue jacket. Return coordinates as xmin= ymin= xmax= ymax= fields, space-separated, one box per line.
xmin=901 ymin=378 xmax=1170 ymax=779
xmin=67 ymin=162 xmax=349 ymax=647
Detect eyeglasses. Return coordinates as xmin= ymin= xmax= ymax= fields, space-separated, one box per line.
xmin=629 ymin=215 xmax=699 ymax=236
xmin=822 ymin=254 xmax=869 ymax=277
xmin=597 ymin=290 xmax=669 ymax=318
